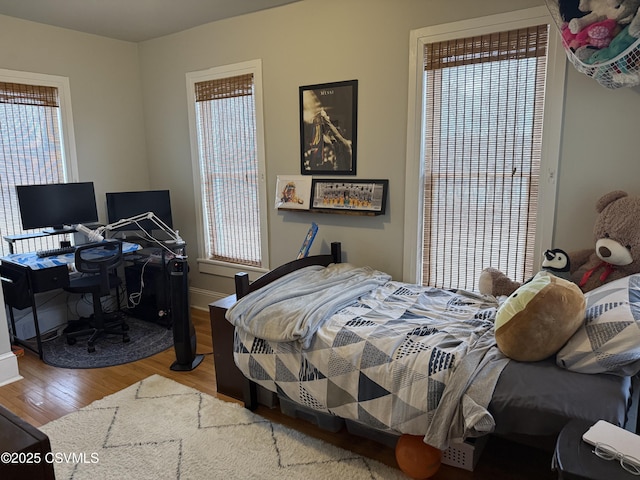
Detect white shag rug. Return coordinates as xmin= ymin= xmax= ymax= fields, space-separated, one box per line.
xmin=41 ymin=374 xmax=406 ymax=479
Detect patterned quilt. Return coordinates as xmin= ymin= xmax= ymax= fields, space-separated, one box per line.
xmin=230 ymin=266 xmax=509 ymax=449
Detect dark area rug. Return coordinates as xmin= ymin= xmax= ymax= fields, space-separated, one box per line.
xmin=42 ymin=316 xmax=174 ymax=369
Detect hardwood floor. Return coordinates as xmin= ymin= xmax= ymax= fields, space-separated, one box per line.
xmin=0 ymin=309 xmax=219 ymax=427
xmin=0 ymin=309 xmax=557 ymax=479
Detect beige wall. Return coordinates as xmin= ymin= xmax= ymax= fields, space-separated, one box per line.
xmin=139 ymin=0 xmax=543 ymax=297
xmin=139 ymin=0 xmax=640 ymax=299
xmin=554 ymin=70 xmax=640 ymax=249
xmin=1 ymin=0 xmax=640 ymax=304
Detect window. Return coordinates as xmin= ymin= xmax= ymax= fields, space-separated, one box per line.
xmin=187 ymin=60 xmax=268 ymax=272
xmin=404 ymin=7 xmax=566 ymax=290
xmin=0 ymin=70 xmax=78 ymax=256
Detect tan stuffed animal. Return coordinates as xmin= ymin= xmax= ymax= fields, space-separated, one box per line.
xmin=480 ymin=190 xmax=640 ymax=296
xmin=495 ymin=271 xmax=586 ymax=362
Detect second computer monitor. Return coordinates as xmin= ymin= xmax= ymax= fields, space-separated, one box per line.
xmin=106 ymin=190 xmax=173 ymax=231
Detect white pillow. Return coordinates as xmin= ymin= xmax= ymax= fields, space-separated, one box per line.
xmin=556 ymin=274 xmax=640 ymax=376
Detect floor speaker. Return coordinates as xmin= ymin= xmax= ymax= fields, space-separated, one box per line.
xmin=168 ymin=257 xmax=204 ymax=371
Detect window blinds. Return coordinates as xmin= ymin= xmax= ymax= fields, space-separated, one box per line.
xmin=422 ymin=25 xmax=548 ymax=290
xmin=0 ymin=81 xmax=64 ymax=254
xmin=195 ymin=73 xmax=253 ymax=101
xmin=194 ymin=74 xmax=261 ymax=267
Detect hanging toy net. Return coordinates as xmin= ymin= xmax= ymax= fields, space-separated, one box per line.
xmin=545 ymin=0 xmax=640 ymax=89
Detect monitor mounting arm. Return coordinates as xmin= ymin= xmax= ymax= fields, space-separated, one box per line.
xmin=72 ymin=211 xmax=185 ymax=248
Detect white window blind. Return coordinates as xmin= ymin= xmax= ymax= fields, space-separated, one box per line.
xmin=422 ymin=25 xmax=549 ymax=290
xmin=0 ymin=81 xmax=66 ymax=255
xmin=193 ymin=73 xmax=262 ymax=267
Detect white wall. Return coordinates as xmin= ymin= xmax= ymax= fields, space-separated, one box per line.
xmin=0 ymin=14 xmax=151 ymax=219
xmin=0 ymin=289 xmax=20 ymax=386
xmin=554 ymin=69 xmax=640 ymax=248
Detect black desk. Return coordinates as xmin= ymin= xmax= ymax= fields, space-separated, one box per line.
xmin=0 ymin=260 xmax=69 ymax=358
xmin=0 ymin=242 xmax=141 ymax=358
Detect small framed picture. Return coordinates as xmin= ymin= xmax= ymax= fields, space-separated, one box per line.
xmin=300 ymin=80 xmax=357 ymax=175
xmin=311 ymin=179 xmax=388 ymax=215
xmin=275 ymin=175 xmax=311 ymax=210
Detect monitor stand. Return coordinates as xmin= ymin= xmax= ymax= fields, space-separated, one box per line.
xmin=43 ymin=226 xmax=75 ymax=235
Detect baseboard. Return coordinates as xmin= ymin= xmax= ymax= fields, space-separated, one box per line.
xmin=0 ymin=351 xmax=21 ymax=387
xmin=189 ymin=287 xmax=228 ymax=311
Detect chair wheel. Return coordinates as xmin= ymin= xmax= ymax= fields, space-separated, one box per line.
xmin=67 ymin=337 xmax=77 ymax=346
xmin=88 ymin=345 xmax=96 ymax=353
xmin=123 ymin=335 xmax=130 ymax=343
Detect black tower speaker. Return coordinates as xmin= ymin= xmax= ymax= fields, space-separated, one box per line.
xmin=169 ymin=257 xmax=204 ymax=371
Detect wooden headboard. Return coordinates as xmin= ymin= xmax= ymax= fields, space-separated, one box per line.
xmin=234 ymin=241 xmax=342 ymax=299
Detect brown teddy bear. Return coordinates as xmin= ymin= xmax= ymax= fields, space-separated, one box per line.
xmin=479 ymin=190 xmax=640 ymax=296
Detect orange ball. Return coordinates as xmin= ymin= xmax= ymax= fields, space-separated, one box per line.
xmin=395 ymin=434 xmax=442 ymax=479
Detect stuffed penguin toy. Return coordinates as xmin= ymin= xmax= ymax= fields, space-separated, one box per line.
xmin=479 ymin=248 xmax=574 ymax=296
xmin=541 ymin=248 xmax=572 ymax=281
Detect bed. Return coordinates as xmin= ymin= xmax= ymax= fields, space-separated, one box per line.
xmin=224 ymin=242 xmax=638 ymax=458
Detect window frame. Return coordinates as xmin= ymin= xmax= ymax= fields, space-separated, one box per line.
xmin=0 ymin=69 xmax=79 ymax=255
xmin=186 ymin=59 xmax=269 ymax=279
xmin=0 ymin=68 xmax=79 ymax=182
xmin=402 ymin=7 xmax=567 ymax=284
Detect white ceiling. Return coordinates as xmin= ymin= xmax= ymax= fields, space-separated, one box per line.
xmin=0 ymin=0 xmax=302 ymax=42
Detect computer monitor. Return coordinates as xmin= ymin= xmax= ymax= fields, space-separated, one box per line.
xmin=16 ymin=182 xmax=99 ymax=233
xmin=106 ymin=190 xmax=173 ymax=231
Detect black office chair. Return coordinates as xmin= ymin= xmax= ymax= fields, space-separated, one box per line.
xmin=64 ymin=240 xmax=129 ymax=353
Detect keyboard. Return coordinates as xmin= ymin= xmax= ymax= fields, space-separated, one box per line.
xmin=36 ymin=246 xmax=76 ymax=258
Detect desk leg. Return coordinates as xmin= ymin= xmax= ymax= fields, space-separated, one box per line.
xmin=6 ymin=278 xmax=44 ymax=360
xmin=28 ymin=286 xmax=44 ymax=359
xmin=2 ymin=262 xmax=64 ymax=361
xmin=7 ymin=305 xmax=17 ymax=340
xmin=22 ymin=267 xmax=44 ymax=359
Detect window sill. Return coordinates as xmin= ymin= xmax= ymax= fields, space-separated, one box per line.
xmin=197 ymin=258 xmax=268 ymax=281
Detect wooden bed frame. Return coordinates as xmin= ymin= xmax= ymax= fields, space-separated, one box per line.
xmin=233 ymin=241 xmax=342 ymax=410
xmin=235 ymin=242 xmax=342 ymax=300
xmin=218 ymin=240 xmax=639 ymax=470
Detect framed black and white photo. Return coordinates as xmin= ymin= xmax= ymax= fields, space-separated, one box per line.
xmin=300 ymin=80 xmax=357 ymax=175
xmin=311 ymin=179 xmax=387 ymax=215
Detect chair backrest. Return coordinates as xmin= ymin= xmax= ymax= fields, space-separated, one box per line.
xmin=73 ymin=240 xmax=123 ymax=295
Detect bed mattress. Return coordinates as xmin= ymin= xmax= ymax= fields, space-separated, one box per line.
xmin=231 ymin=268 xmax=634 ymax=444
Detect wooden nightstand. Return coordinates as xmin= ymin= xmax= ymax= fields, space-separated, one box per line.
xmin=209 ymin=294 xmax=245 ymax=401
